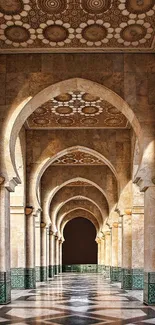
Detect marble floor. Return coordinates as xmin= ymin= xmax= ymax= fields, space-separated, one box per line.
xmin=0 ymin=273 xmax=155 ymax=324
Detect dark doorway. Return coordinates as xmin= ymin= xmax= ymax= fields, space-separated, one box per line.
xmin=62 ymin=217 xmax=97 ymax=264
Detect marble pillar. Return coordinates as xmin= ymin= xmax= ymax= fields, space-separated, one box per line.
xmin=96 ymin=237 xmax=101 ymax=265
xmin=105 ymin=231 xmax=111 ymax=278
xmin=40 ymin=222 xmax=47 ymax=281
xmin=100 ymin=236 xmax=105 ymax=265
xmin=55 ymin=236 xmax=60 ymax=275
xmin=49 ymin=230 xmax=55 ymax=278
xmin=10 ymin=207 xmax=26 ymax=288
xmin=117 ymin=218 xmax=122 ymax=282
xmin=144 ymin=187 xmax=155 ymax=305
xmin=132 ymin=207 xmax=144 ymax=290
xmin=121 ymin=213 xmax=132 ymax=289
xmin=47 ymin=227 xmax=49 ymax=278
xmin=111 ymin=223 xmax=119 ymax=282
xmin=98 ymin=236 xmax=105 ymax=274
xmin=25 ymin=208 xmax=36 ymax=288
xmin=0 ymin=184 xmax=11 ymax=304
xmin=35 ymin=220 xmax=41 ymax=282
xmin=59 ymin=239 xmax=63 ymax=273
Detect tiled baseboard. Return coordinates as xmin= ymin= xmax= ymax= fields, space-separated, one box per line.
xmin=62 ymin=264 xmax=106 ymax=274
xmin=110 ymin=267 xmax=122 ymax=282
xmin=0 ymin=271 xmax=11 ymax=304
xmin=122 ymin=268 xmax=144 ymax=290
xmin=144 ymin=272 xmax=155 ymax=305
xmin=11 ymin=268 xmax=36 ymax=290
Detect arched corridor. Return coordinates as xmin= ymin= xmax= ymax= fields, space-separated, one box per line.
xmin=0 ymin=36 xmax=155 ymax=319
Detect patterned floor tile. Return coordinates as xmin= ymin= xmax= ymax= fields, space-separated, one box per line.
xmin=0 ymin=273 xmax=155 ymax=325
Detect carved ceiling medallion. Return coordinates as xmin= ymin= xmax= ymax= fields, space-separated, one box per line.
xmin=81 ymin=0 xmax=111 ymax=14
xmin=37 ymin=0 xmax=67 ymax=14
xmin=0 ymin=0 xmax=24 ymax=15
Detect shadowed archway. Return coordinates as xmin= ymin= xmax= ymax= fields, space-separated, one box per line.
xmin=63 ymin=217 xmax=97 ymax=265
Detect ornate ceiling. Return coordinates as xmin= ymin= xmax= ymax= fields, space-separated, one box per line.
xmin=0 ymin=0 xmax=154 ymax=52
xmin=26 ymin=91 xmax=128 ymax=128
xmin=53 ymin=151 xmax=104 ymax=165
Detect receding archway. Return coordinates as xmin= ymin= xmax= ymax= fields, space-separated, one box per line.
xmin=63 ymin=217 xmax=97 ymax=265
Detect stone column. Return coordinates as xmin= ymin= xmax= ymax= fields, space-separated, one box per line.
xmin=47 ymin=226 xmax=49 ymax=278
xmin=99 ymin=236 xmax=105 ymax=274
xmin=49 ymin=230 xmax=55 ymax=278
xmin=40 ymin=222 xmax=47 ymax=281
xmin=117 ymin=217 xmax=123 ymax=282
xmin=121 ymin=213 xmax=132 ymax=289
xmin=0 ymin=182 xmax=11 ymax=304
xmin=144 ymin=187 xmax=155 ymax=305
xmin=59 ymin=239 xmax=63 ymax=273
xmin=105 ymin=231 xmax=111 ymax=278
xmin=111 ymin=222 xmax=119 ymax=282
xmin=96 ymin=237 xmax=101 ymax=265
xmin=132 ymin=207 xmax=144 ymax=290
xmin=100 ymin=236 xmax=105 ymax=264
xmin=35 ymin=220 xmax=41 ymax=282
xmin=55 ymin=236 xmax=60 ymax=275
xmin=10 ymin=206 xmax=26 ymax=289
xmin=25 ymin=207 xmax=36 ymax=288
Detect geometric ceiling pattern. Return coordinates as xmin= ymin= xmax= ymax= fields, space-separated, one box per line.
xmin=27 ymin=91 xmax=128 ymax=128
xmin=53 ymin=151 xmax=105 ymax=165
xmin=66 ymin=181 xmax=93 ymax=187
xmin=0 ymin=0 xmax=154 ymax=52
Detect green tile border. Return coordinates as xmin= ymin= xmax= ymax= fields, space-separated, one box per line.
xmin=122 ymin=268 xmax=143 ymax=290
xmin=11 ymin=268 xmax=26 ymax=289
xmin=48 ymin=265 xmax=54 ymax=278
xmin=62 ymin=264 xmax=106 ymax=274
xmin=55 ymin=265 xmax=60 ymax=275
xmin=40 ymin=266 xmax=47 ymax=281
xmin=132 ymin=268 xmax=144 ymax=289
xmin=25 ymin=268 xmax=36 ymax=289
xmin=110 ymin=267 xmax=122 ymax=282
xmin=35 ymin=266 xmax=41 ymax=282
xmin=144 ymin=272 xmax=155 ymax=305
xmin=0 ymin=271 xmax=11 ymax=304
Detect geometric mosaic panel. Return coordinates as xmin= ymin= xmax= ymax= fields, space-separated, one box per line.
xmin=27 ymin=91 xmax=128 ymax=129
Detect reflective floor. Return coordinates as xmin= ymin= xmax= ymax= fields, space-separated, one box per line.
xmin=0 ymin=273 xmax=155 ymax=324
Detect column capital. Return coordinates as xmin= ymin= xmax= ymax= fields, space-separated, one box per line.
xmin=105 ymin=231 xmax=111 ymax=236
xmin=40 ymin=222 xmax=46 ymax=228
xmin=25 ymin=206 xmax=34 ymax=216
xmin=112 ymin=222 xmax=118 ymax=228
xmin=95 ymin=237 xmax=101 ymax=244
xmin=49 ymin=230 xmax=55 ymax=235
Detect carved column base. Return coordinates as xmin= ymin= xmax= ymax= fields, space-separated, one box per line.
xmin=144 ymin=272 xmax=155 ymax=305
xmin=0 ymin=272 xmax=11 ymax=304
